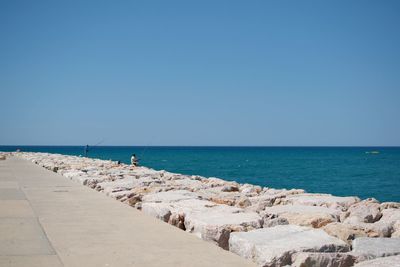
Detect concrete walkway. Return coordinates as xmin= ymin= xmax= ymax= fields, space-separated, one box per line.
xmin=0 ymin=157 xmax=256 ymax=267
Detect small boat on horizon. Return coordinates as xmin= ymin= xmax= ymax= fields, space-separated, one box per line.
xmin=365 ymin=151 xmax=380 ymax=154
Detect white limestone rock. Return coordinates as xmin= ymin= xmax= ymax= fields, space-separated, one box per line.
xmin=263 ymin=188 xmax=305 ymax=198
xmin=235 ymin=196 xmax=252 ymax=208
xmin=184 ymin=206 xmax=262 ymax=249
xmin=141 ymin=202 xmax=172 ymax=222
xmin=165 ymin=178 xmax=204 ymax=191
xmin=247 ymin=189 xmax=305 ymax=212
xmin=140 ymin=197 xmax=210 ymax=225
xmin=392 ymin=221 xmax=400 ymax=237
xmin=263 ymin=217 xmax=289 ymax=228
xmin=353 ymin=255 xmax=400 ymax=267
xmin=262 ymin=204 xmax=341 ymax=228
xmin=97 ymin=176 xmax=158 ymax=195
xmin=221 ymin=184 xmax=240 ymax=192
xmin=83 ymin=176 xmax=109 ymax=188
xmin=63 ymin=170 xmax=87 ymax=180
xmin=141 ymin=194 xmax=262 ymax=249
xmin=64 ymin=172 xmax=92 ymax=184
xmin=229 ymin=225 xmax=349 ymax=267
xmin=291 ymin=252 xmax=356 ymax=267
xmin=248 ymin=195 xmax=276 ymax=212
xmin=141 ymin=190 xmax=200 ymax=203
xmin=108 ymin=189 xmax=132 ymax=200
xmin=342 ymin=199 xmax=382 ymax=224
xmin=381 ymin=202 xmax=400 ymax=209
xmin=282 ymin=194 xmax=359 ymax=209
xmin=240 ymin=183 xmax=262 ymax=196
xmin=380 ymin=208 xmax=400 ymax=230
xmin=344 ymin=208 xmax=400 ymax=237
xmin=352 ymin=237 xmax=400 ymax=261
xmin=203 ymin=177 xmax=232 ymax=188
xmin=196 ymin=187 xmax=242 ymax=206
xmin=323 ymin=223 xmax=367 ymax=243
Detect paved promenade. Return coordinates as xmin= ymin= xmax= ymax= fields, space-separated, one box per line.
xmin=0 ymin=156 xmax=255 ymax=267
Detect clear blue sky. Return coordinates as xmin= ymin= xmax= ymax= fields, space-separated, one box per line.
xmin=1 ymin=1 xmax=399 ymax=146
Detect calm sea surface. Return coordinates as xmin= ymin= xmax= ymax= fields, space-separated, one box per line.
xmin=1 ymin=146 xmax=399 ymax=202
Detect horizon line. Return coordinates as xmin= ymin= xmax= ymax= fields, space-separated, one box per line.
xmin=1 ymin=145 xmax=399 ymax=148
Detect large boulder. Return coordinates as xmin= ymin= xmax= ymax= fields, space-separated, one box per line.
xmin=240 ymin=183 xmax=262 ymax=196
xmin=247 ymin=189 xmax=305 ymax=213
xmin=353 ymin=255 xmax=400 ymax=267
xmin=380 ymin=208 xmax=400 ymax=231
xmin=291 ymin=252 xmax=356 ymax=267
xmin=141 ymin=202 xmax=172 ymax=222
xmin=196 ymin=187 xmax=243 ymax=206
xmin=283 ymin=194 xmax=360 ymax=209
xmin=323 ymin=223 xmax=367 ymax=243
xmin=229 ymin=225 xmax=349 ymax=267
xmin=97 ymin=176 xmax=157 ymax=195
xmin=262 ymin=204 xmax=340 ymax=228
xmin=344 ymin=208 xmax=400 ymax=237
xmin=352 ymin=237 xmax=400 ymax=261
xmin=141 ymin=197 xmax=210 ymax=226
xmin=247 ymin=195 xmax=276 ymax=212
xmin=202 ymin=177 xmax=235 ymax=188
xmin=381 ymin=202 xmax=400 ymax=209
xmin=392 ymin=221 xmax=400 ymax=237
xmin=342 ymin=199 xmax=382 ymax=224
xmin=83 ymin=176 xmax=109 ymax=188
xmin=164 ymin=177 xmax=204 ymax=191
xmin=141 ymin=190 xmax=200 ymax=203
xmin=282 ymin=194 xmax=359 ymax=209
xmin=184 ymin=206 xmax=262 ymax=249
xmin=263 ymin=217 xmax=289 ymax=228
xmin=141 ymin=194 xmax=263 ymax=249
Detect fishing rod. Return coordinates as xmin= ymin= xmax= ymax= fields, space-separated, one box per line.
xmin=138 ymin=137 xmax=157 ymax=162
xmin=91 ymin=139 xmax=105 ymax=147
xmin=83 ymin=139 xmax=105 ymax=157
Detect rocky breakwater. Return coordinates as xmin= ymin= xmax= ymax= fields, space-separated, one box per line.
xmin=10 ymin=152 xmax=400 ymax=267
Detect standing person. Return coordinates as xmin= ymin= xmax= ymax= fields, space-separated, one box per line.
xmin=131 ymin=154 xmax=138 ymax=167
xmin=84 ymin=145 xmax=89 ymax=157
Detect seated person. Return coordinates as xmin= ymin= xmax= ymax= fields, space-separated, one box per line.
xmin=131 ymin=154 xmax=138 ymax=167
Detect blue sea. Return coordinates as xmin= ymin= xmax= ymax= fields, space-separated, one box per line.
xmin=1 ymin=146 xmax=399 ymax=202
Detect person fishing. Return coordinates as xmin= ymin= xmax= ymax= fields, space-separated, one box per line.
xmin=84 ymin=145 xmax=89 ymax=157
xmin=131 ymin=154 xmax=138 ymax=167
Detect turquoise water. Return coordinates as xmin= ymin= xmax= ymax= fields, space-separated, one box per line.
xmin=1 ymin=146 xmax=399 ymax=202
